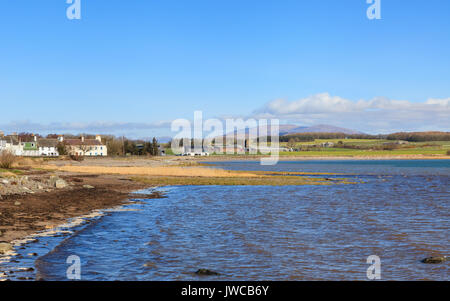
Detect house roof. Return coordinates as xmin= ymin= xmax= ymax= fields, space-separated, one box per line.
xmin=38 ymin=138 xmax=59 ymax=148
xmin=64 ymin=139 xmax=103 ymax=146
xmin=2 ymin=135 xmax=20 ymax=145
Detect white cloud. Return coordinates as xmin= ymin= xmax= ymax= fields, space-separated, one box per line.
xmin=253 ymin=93 xmax=450 ymax=133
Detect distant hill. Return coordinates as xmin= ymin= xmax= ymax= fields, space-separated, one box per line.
xmin=284 ymin=124 xmax=363 ymax=136
xmin=223 ymin=124 xmax=363 ymax=138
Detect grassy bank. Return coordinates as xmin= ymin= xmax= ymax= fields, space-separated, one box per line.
xmin=131 ymin=175 xmax=354 ymax=186
xmin=279 ymin=148 xmax=449 ymax=157
xmin=39 ymin=165 xmax=259 ymax=178
xmin=278 ymin=139 xmax=450 ymax=157
xmin=37 ymin=162 xmax=354 ymax=186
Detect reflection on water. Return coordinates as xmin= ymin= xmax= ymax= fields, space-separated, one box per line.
xmin=7 ymin=160 xmax=450 ymax=280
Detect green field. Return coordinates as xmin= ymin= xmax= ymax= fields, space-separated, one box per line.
xmin=279 ymin=139 xmax=450 ymax=157
xmin=165 ymin=139 xmax=450 ymax=157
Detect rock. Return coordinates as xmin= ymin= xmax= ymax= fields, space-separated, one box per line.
xmin=27 ymin=252 xmax=38 ymax=257
xmin=82 ymin=185 xmax=95 ymax=189
xmin=1 ymin=179 xmax=9 ymax=184
xmin=195 ymin=269 xmax=220 ymax=276
xmin=55 ymin=179 xmax=67 ymax=189
xmin=14 ymin=201 xmax=21 ymax=206
xmin=19 ymin=177 xmax=28 ymax=185
xmin=49 ymin=176 xmax=67 ymax=188
xmin=0 ymin=243 xmax=13 ymax=254
xmin=421 ymin=256 xmax=447 ymax=264
xmin=37 ymin=185 xmax=44 ymax=190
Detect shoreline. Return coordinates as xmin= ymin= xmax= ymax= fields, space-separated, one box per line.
xmin=1 ymin=156 xmax=448 ymax=280
xmin=0 ymin=173 xmax=161 ymax=251
xmin=1 ymin=155 xmax=448 ymax=273
xmin=0 ymin=156 xmax=352 ymax=255
xmin=195 ymin=154 xmax=450 ymax=161
xmin=2 ymin=154 xmax=448 ymax=246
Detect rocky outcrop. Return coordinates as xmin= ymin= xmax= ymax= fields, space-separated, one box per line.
xmin=421 ymin=256 xmax=447 ymax=264
xmin=0 ymin=175 xmax=62 ymax=196
xmin=49 ymin=176 xmax=68 ymax=189
xmin=195 ymin=269 xmax=220 ymax=276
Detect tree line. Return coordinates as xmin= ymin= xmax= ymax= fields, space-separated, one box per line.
xmin=102 ymin=136 xmax=161 ymax=156
xmin=280 ymin=133 xmax=382 ymax=142
xmin=386 ymin=132 xmax=450 ymax=142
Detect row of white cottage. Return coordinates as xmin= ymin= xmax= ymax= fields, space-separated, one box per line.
xmin=0 ymin=133 xmax=107 ymax=157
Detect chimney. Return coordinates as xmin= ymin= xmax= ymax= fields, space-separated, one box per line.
xmin=33 ymin=134 xmax=37 ymax=142
xmin=95 ymin=135 xmax=102 ymax=142
xmin=81 ymin=136 xmax=85 ymax=143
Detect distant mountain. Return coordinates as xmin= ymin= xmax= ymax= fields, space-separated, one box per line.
xmin=284 ymin=124 xmax=363 ymax=135
xmin=223 ymin=124 xmax=362 ymax=138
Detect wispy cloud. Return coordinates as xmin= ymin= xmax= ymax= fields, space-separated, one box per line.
xmin=2 ymin=94 xmax=449 ymax=136
xmin=252 ymin=93 xmax=450 ymax=133
xmin=0 ymin=121 xmax=173 ymax=137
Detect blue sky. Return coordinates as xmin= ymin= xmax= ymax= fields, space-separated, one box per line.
xmin=1 ymin=0 xmax=449 ymax=137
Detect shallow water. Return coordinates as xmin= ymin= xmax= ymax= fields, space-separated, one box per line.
xmin=2 ymin=160 xmax=449 ymax=280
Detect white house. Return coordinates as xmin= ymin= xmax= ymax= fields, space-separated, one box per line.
xmin=0 ymin=132 xmax=107 ymax=157
xmin=63 ymin=135 xmax=107 ymax=157
xmin=0 ymin=135 xmax=23 ymax=156
xmin=37 ymin=138 xmax=59 ymax=157
xmin=0 ymin=139 xmax=6 ymax=151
